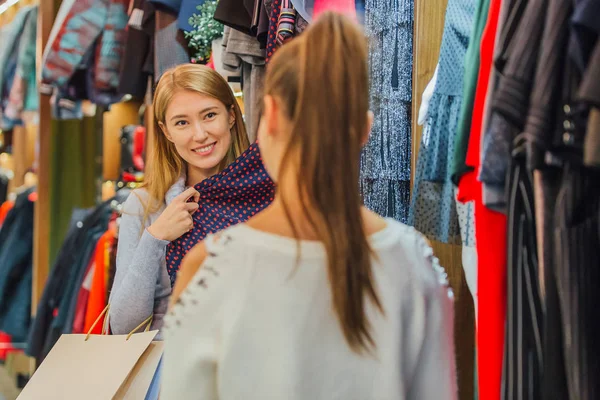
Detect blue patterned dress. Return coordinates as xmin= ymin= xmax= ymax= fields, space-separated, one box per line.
xmin=408 ymin=0 xmax=476 ymax=245
xmin=360 ymin=0 xmax=414 ymax=223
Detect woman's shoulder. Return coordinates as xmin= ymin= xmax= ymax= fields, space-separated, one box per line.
xmin=121 ymin=188 xmax=150 ymax=214
xmin=120 ymin=188 xmax=166 ymax=227
xmin=377 ymin=219 xmax=450 ymax=291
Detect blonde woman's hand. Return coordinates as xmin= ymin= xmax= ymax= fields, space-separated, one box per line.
xmin=147 ymin=187 xmax=200 ymax=242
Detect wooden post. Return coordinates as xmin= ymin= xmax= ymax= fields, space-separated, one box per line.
xmin=32 ymin=0 xmax=55 ymax=314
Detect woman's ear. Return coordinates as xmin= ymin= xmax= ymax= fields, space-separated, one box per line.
xmin=158 ymin=121 xmax=174 ymax=142
xmin=262 ymin=95 xmax=278 ymax=136
xmin=362 ymin=111 xmax=374 ymax=146
xmin=229 ymin=106 xmax=236 ymax=129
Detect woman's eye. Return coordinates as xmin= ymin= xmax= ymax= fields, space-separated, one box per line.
xmin=205 ymin=112 xmax=217 ymax=120
xmin=175 ymin=120 xmax=188 ymax=127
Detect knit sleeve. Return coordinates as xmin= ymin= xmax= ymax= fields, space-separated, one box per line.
xmin=108 ymin=190 xmax=170 ymax=335
xmin=405 ymin=234 xmax=458 ymax=400
xmin=161 ymin=232 xmax=245 ymax=400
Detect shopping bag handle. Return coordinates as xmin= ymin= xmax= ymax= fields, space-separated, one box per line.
xmin=126 ymin=315 xmax=154 ymax=341
xmin=85 ymin=304 xmax=153 ymax=341
xmin=85 ymin=304 xmax=111 ymax=341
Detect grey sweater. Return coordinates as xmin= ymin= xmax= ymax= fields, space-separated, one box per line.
xmin=108 ymin=178 xmax=186 ymax=336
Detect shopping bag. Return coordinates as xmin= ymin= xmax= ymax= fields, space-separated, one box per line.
xmin=114 ymin=342 xmax=164 ymax=399
xmin=18 ymin=305 xmax=162 ymax=400
xmin=144 ymin=357 xmax=163 ymax=400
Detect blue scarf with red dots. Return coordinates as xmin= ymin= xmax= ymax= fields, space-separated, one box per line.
xmin=165 ymin=142 xmax=275 ymax=286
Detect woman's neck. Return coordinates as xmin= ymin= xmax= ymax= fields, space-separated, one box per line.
xmin=186 ymin=164 xmax=219 ymax=187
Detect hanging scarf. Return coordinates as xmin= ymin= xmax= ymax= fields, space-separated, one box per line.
xmin=165 ymin=143 xmax=275 ymax=285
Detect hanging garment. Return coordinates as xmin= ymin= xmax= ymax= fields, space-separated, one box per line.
xmin=289 ymin=0 xmax=356 ymax=22
xmin=71 ymin=258 xmax=96 ymax=334
xmin=84 ymin=228 xmax=115 ymax=334
xmin=535 ymin=167 xmax=568 ymax=400
xmin=577 ymin=9 xmax=600 ymax=169
xmin=450 ymin=0 xmax=490 ymax=184
xmin=0 ymin=189 xmax=34 ymax=343
xmin=409 ymin=0 xmax=476 ymax=245
xmin=0 ymin=5 xmax=34 ymax=106
xmin=360 ymin=0 xmax=413 ymax=223
xmin=502 ymin=135 xmax=544 ymax=400
xmin=265 ymin=0 xmax=283 ymax=62
xmin=584 ymin=107 xmax=600 ymax=167
xmin=417 ymin=65 xmax=438 ymax=126
xmin=165 ymin=143 xmax=275 ymax=284
xmin=178 ymin=0 xmax=206 ymax=32
xmin=154 ymin=10 xmax=191 ymax=80
xmin=41 ymin=0 xmax=130 ymax=102
xmin=27 ymin=197 xmax=125 ymax=364
xmin=0 ymin=201 xmax=14 ymax=228
xmin=554 ymin=164 xmax=600 ymax=400
xmin=0 ymin=6 xmax=37 ymax=130
xmin=214 ymin=0 xmax=256 ymax=35
xmin=478 ymin=0 xmax=548 ymax=210
xmin=3 ymin=6 xmax=38 ymax=129
xmin=221 ymin=27 xmax=266 ymax=141
xmin=455 ymin=0 xmax=506 ymax=398
xmin=118 ymin=0 xmax=156 ymax=99
xmin=0 ymin=174 xmax=9 ymax=205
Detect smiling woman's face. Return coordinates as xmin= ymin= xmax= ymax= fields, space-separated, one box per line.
xmin=160 ymin=89 xmax=235 ymax=183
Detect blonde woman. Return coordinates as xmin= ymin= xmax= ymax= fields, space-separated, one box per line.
xmin=109 ymin=64 xmax=258 ymax=335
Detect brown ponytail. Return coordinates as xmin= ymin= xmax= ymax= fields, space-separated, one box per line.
xmin=265 ymin=12 xmax=382 ymax=353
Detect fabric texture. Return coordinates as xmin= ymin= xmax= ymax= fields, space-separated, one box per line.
xmin=2 ymin=6 xmax=38 ymax=129
xmin=502 ymin=136 xmax=544 ymax=400
xmin=450 ymin=0 xmax=490 ymax=184
xmin=119 ymin=0 xmax=156 ymax=99
xmin=0 ymin=189 xmax=34 ymax=343
xmin=154 ymin=10 xmax=191 ymax=81
xmin=166 ymin=143 xmax=275 ymax=284
xmin=478 ymin=0 xmax=548 ymax=208
xmin=360 ymin=0 xmax=413 ymax=223
xmin=41 ymin=0 xmax=130 ymax=102
xmin=409 ymin=0 xmax=476 ymax=245
xmin=454 ymin=0 xmax=507 ymax=398
xmin=161 ymin=219 xmax=457 ymax=400
xmin=221 ymin=27 xmax=266 ymax=141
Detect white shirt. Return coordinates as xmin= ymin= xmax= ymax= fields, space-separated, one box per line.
xmin=161 ymin=219 xmax=457 ymax=400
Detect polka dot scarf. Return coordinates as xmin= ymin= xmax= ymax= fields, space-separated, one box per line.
xmin=165 ymin=143 xmax=275 ymax=286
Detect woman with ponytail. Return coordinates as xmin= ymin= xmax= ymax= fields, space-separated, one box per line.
xmin=162 ymin=12 xmax=457 ymax=400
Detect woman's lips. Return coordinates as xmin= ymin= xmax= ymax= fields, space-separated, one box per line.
xmin=192 ymin=142 xmax=216 ymax=156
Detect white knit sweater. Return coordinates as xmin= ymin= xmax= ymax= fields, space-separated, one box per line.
xmin=161 ymin=219 xmax=458 ymax=400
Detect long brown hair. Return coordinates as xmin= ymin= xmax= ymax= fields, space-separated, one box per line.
xmin=265 ymin=12 xmax=382 ymax=353
xmin=143 ymin=64 xmax=249 ymax=216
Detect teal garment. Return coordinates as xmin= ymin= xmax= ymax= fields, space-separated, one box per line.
xmin=3 ymin=6 xmax=39 ymax=125
xmin=0 ymin=6 xmax=34 ymax=96
xmin=409 ymin=0 xmax=476 ymax=245
xmin=49 ymin=118 xmax=97 ymax=265
xmin=19 ymin=7 xmax=39 ymax=112
xmin=450 ymin=0 xmax=490 ymax=184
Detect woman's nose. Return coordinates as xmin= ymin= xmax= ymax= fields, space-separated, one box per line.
xmin=191 ymin=123 xmax=208 ymax=141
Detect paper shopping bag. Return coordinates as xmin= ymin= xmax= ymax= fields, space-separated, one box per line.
xmin=17 ymin=330 xmax=158 ymax=400
xmin=114 ymin=341 xmax=164 ymax=399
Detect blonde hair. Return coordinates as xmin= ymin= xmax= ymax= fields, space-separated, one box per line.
xmin=265 ymin=13 xmax=381 ymax=354
xmin=143 ymin=64 xmax=250 ymax=216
